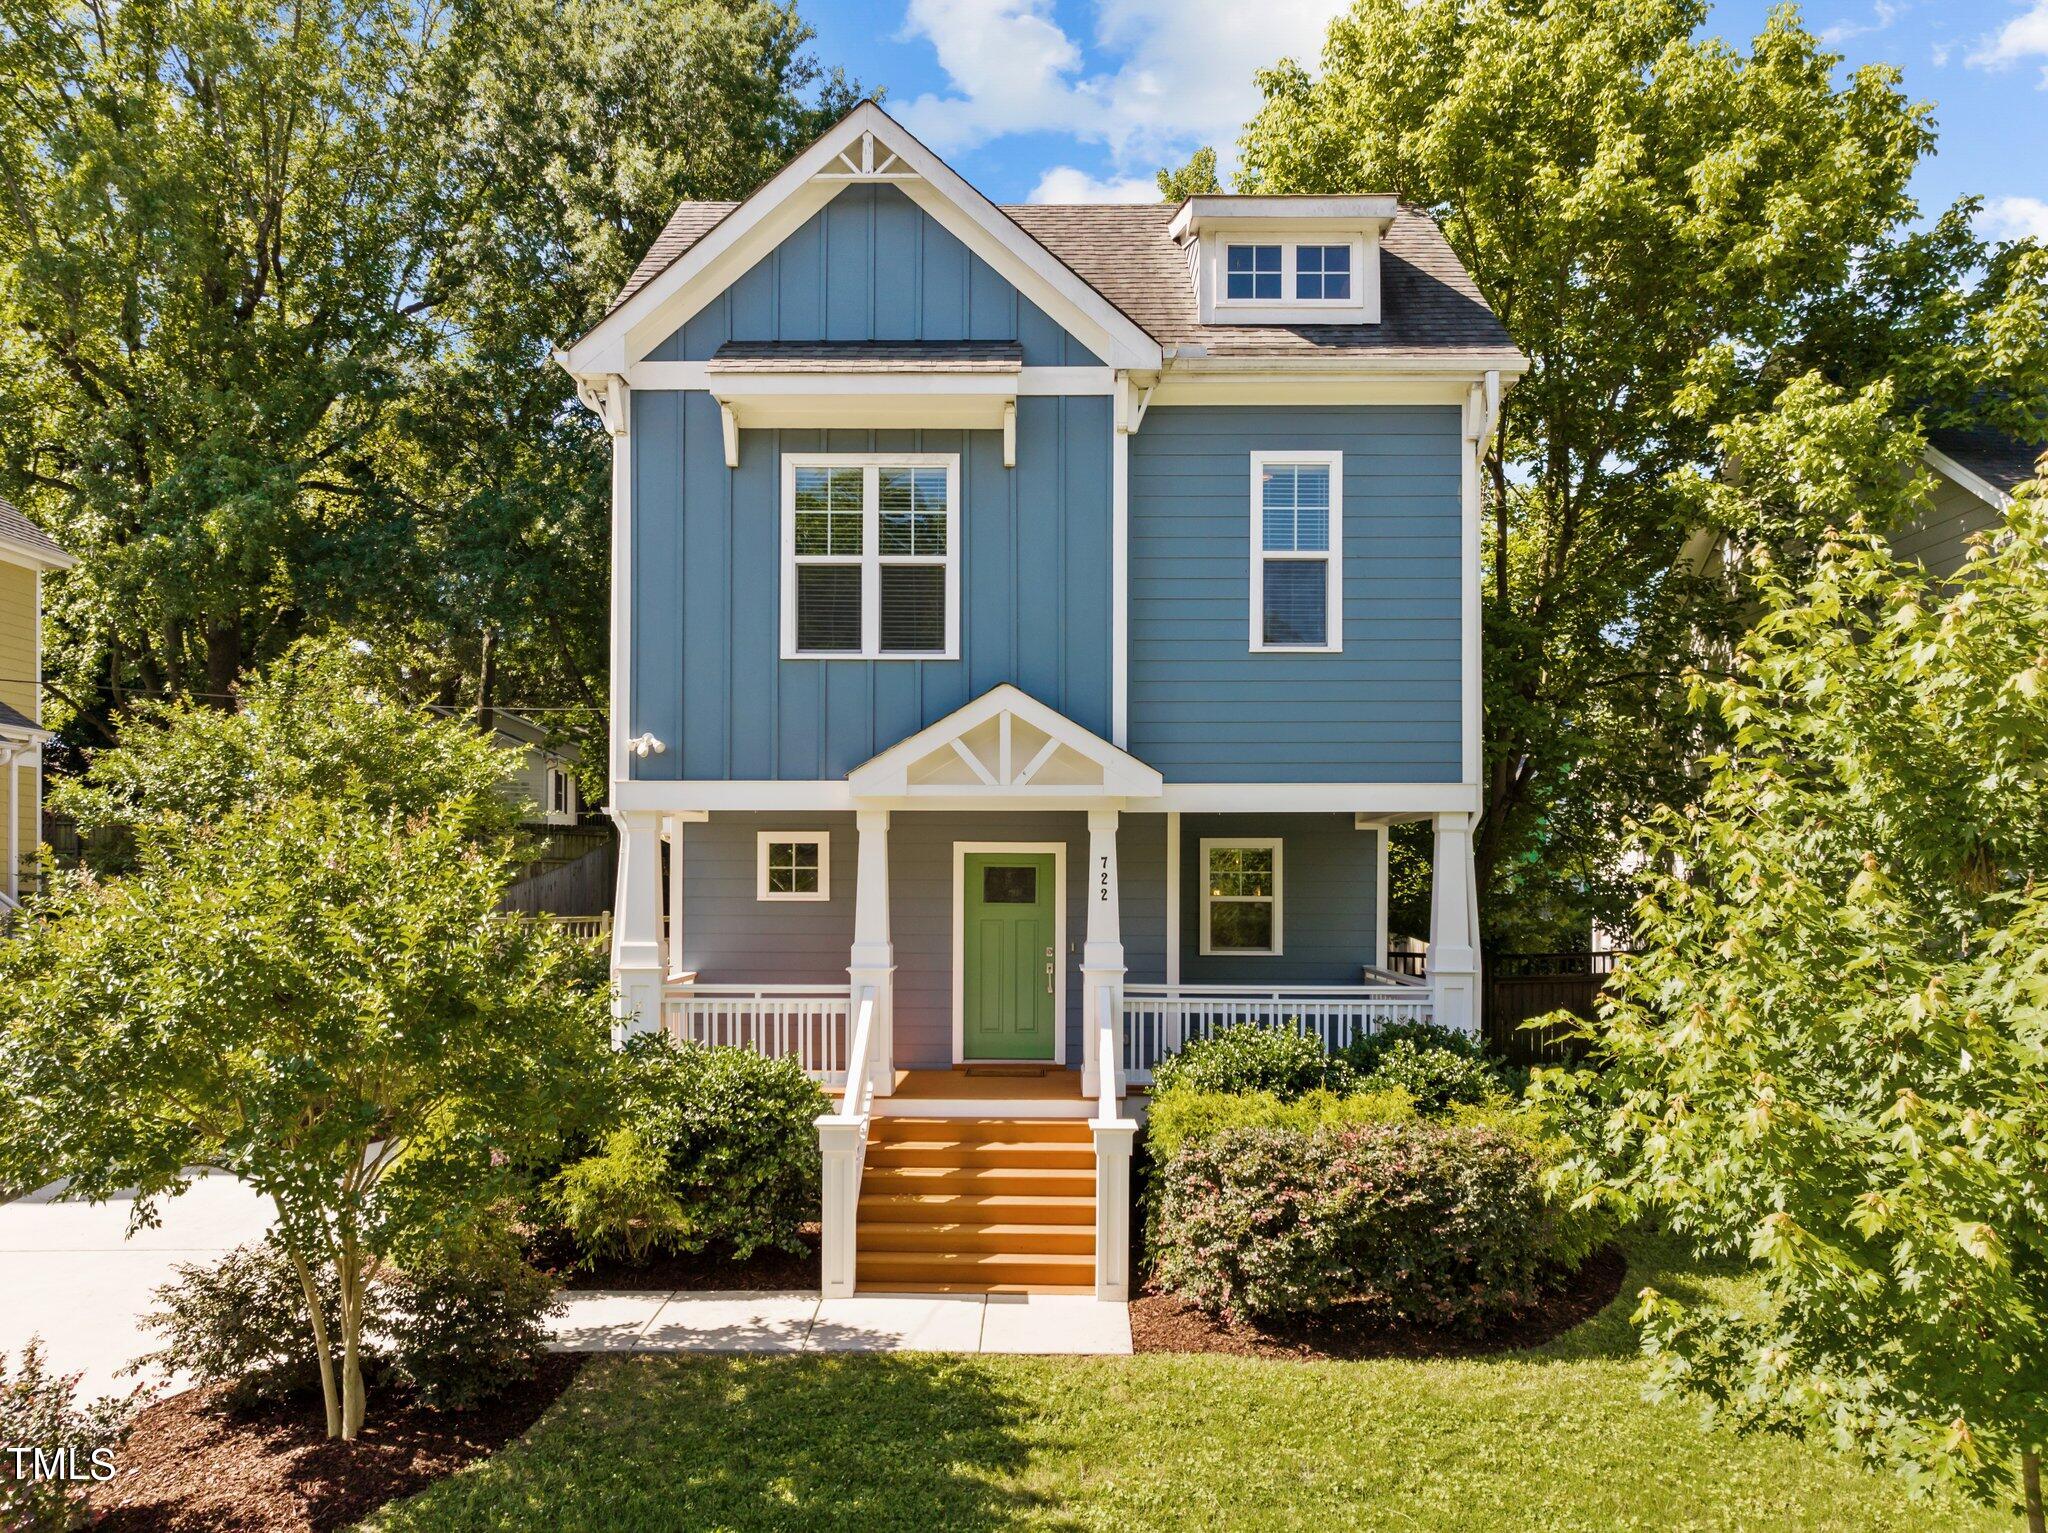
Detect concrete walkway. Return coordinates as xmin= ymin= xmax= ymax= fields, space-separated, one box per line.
xmin=1 ymin=1177 xmax=1131 ymax=1397
xmin=549 ymin=1288 xmax=1132 ymax=1356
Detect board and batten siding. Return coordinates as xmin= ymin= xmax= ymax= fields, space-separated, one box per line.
xmin=647 ymin=184 xmax=1101 ymax=366
xmin=630 ymin=401 xmax=1112 ymax=781
xmin=1128 ymin=405 xmax=1464 ymax=783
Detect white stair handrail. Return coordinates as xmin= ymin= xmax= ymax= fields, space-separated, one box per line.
xmin=816 ymin=986 xmax=878 ymax=1299
xmin=1091 ymin=982 xmax=1136 ymax=1303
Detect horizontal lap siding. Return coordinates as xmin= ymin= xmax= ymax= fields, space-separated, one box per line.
xmin=1180 ymin=813 xmax=1378 ymax=985
xmin=1129 ymin=406 xmax=1463 ymax=782
xmin=677 ymin=813 xmax=858 ymax=985
xmin=1892 ymin=476 xmax=2003 ymax=579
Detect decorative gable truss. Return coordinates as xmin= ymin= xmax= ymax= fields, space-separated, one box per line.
xmin=817 ymin=131 xmax=913 ymax=182
xmin=848 ymin=685 xmax=1162 ymax=801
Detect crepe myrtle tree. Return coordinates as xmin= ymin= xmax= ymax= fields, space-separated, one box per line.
xmin=1559 ymin=445 xmax=2048 ymax=1523
xmin=0 ymin=648 xmax=611 ymax=1441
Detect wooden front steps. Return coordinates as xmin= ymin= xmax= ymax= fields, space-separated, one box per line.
xmin=858 ymin=1116 xmax=1096 ymax=1294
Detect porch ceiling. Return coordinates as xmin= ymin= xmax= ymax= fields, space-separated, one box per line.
xmin=847 ymin=684 xmax=1162 ymax=802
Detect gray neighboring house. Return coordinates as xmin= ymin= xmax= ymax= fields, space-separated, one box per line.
xmin=1897 ymin=425 xmax=2043 ymax=578
xmin=431 ymin=706 xmax=583 ymax=827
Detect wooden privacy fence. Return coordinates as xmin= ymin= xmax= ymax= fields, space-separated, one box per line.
xmin=499 ymin=841 xmax=615 ymax=918
xmin=1482 ymin=951 xmax=1629 ymax=1065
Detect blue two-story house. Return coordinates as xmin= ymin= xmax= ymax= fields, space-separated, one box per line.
xmin=559 ymin=102 xmax=1523 ymax=1301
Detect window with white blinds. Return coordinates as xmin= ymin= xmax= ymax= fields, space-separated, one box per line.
xmin=1249 ymin=451 xmax=1343 ymax=652
xmin=781 ymin=455 xmax=959 ymax=659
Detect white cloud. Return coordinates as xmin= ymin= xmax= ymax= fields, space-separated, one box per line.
xmin=1819 ymin=1 xmax=1902 ymax=46
xmin=1028 ymin=165 xmax=1161 ymax=203
xmin=896 ymin=0 xmax=1350 ymax=172
xmin=1980 ymin=194 xmax=2048 ymax=242
xmin=1967 ymin=0 xmax=2048 ymax=82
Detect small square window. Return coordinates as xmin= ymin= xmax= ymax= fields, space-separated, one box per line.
xmin=758 ymin=832 xmax=830 ymax=901
xmin=1295 ymin=244 xmax=1351 ymax=300
xmin=1226 ymin=244 xmax=1282 ymax=301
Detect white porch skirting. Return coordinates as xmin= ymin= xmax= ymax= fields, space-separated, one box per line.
xmin=1119 ymin=984 xmax=1434 ymax=1082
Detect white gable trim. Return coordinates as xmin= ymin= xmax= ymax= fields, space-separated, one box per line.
xmin=562 ymin=103 xmax=1162 ymax=377
xmin=1923 ymin=446 xmax=2017 ymax=511
xmin=848 ymin=684 xmax=1163 ymax=800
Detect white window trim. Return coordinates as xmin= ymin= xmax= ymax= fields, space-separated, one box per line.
xmin=756 ymin=830 xmax=831 ymax=902
xmin=1216 ymin=238 xmax=1365 ymax=311
xmin=546 ymin=766 xmax=573 ymax=817
xmin=780 ymin=452 xmax=961 ymax=661
xmin=1199 ymin=836 xmax=1283 ymax=956
xmin=1249 ymin=450 xmax=1343 ymax=654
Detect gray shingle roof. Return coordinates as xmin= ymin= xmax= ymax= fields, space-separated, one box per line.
xmin=0 ymin=496 xmax=70 ymax=566
xmin=611 ymin=194 xmax=1517 ymax=362
xmin=709 ymin=340 xmax=1024 ymax=372
xmin=1927 ymin=425 xmax=2044 ymax=497
xmin=1003 ymin=202 xmax=1516 ymax=360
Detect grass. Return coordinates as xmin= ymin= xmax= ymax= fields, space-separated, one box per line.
xmin=365 ymin=1237 xmax=2014 ymax=1533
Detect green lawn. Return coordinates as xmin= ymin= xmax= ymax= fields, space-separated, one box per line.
xmin=367 ymin=1239 xmax=2012 ymax=1532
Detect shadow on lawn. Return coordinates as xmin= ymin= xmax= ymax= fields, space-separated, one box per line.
xmin=378 ymin=1351 xmax=1072 ymax=1533
xmin=1530 ymin=1231 xmax=1748 ymax=1365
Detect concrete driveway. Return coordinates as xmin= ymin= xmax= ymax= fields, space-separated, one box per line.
xmin=0 ymin=1171 xmax=272 ymax=1399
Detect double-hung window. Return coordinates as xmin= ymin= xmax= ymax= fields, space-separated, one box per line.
xmin=1200 ymin=838 xmax=1282 ymax=955
xmin=1219 ymin=241 xmax=1361 ymax=309
xmin=782 ymin=454 xmax=959 ymax=659
xmin=1250 ymin=451 xmax=1342 ymax=652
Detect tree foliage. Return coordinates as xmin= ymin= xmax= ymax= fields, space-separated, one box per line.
xmin=0 ymin=0 xmax=857 ymax=766
xmin=1567 ymin=466 xmax=2048 ymax=1514
xmin=0 ymin=648 xmax=611 ymax=1439
xmin=1239 ymin=0 xmax=2048 ymax=945
xmin=1155 ymin=146 xmax=1220 ymax=200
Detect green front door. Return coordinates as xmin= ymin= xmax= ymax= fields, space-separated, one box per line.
xmin=962 ymin=852 xmax=1057 ymax=1060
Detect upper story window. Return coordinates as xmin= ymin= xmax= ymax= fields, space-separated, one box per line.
xmin=1295 ymin=244 xmax=1351 ymax=300
xmin=1250 ymin=451 xmax=1343 ymax=653
xmin=1225 ymin=244 xmax=1282 ymax=300
xmin=1220 ymin=241 xmax=1362 ymax=310
xmin=781 ymin=454 xmax=959 ymax=660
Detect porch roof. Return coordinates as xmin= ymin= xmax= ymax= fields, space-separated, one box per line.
xmin=847 ymin=685 xmax=1163 ymax=801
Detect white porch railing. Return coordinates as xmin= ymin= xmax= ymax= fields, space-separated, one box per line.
xmin=661 ymin=983 xmax=854 ymax=1084
xmin=1092 ymin=984 xmax=1137 ymax=1302
xmin=817 ymin=987 xmax=879 ymax=1299
xmin=1120 ymin=984 xmax=1437 ymax=1082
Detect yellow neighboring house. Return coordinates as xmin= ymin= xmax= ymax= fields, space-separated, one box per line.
xmin=0 ymin=497 xmax=73 ymax=906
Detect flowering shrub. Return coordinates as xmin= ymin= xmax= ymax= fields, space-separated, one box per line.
xmin=1151 ymin=1024 xmax=1351 ymax=1099
xmin=383 ymin=1227 xmax=561 ymax=1409
xmin=1151 ymin=1122 xmax=1553 ymax=1326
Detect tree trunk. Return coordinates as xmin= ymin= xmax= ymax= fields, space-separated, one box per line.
xmin=475 ymin=628 xmax=497 ymax=736
xmin=338 ymin=1248 xmax=368 ymax=1441
xmin=283 ymin=1238 xmax=342 ymax=1440
xmin=2024 ymin=1449 xmax=2042 ymax=1533
xmin=203 ymin=617 xmax=242 ymax=708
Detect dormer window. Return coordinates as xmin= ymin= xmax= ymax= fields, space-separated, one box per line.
xmin=1225 ymin=244 xmax=1282 ymax=300
xmin=1295 ymin=245 xmax=1351 ymax=300
xmin=1172 ymin=195 xmax=1398 ymax=326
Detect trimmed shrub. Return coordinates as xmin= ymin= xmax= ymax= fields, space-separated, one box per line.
xmin=1152 ymin=1122 xmax=1554 ymax=1327
xmin=554 ymin=1038 xmax=829 ymax=1265
xmin=1151 ymin=1024 xmax=1351 ymax=1100
xmin=130 ymin=1237 xmax=379 ymax=1405
xmin=1339 ymin=1022 xmax=1507 ymax=1113
xmin=1146 ymin=1085 xmax=1415 ymax=1159
xmin=2 ymin=1338 xmax=142 ymax=1533
xmin=383 ymin=1228 xmax=561 ymax=1409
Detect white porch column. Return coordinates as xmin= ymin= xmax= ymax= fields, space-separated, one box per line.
xmin=1428 ymin=811 xmax=1481 ymax=1035
xmin=848 ymin=808 xmax=895 ymax=1098
xmin=1080 ymin=806 xmax=1127 ymax=1098
xmin=662 ymin=814 xmax=687 ymax=977
xmin=610 ymin=811 xmax=665 ymax=1040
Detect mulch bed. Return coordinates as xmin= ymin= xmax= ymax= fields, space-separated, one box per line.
xmin=1128 ymin=1244 xmax=1628 ymax=1361
xmin=86 ymin=1355 xmax=584 ymax=1533
xmin=540 ymin=1223 xmax=822 ymax=1291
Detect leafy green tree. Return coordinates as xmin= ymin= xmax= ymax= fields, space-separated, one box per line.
xmin=1239 ymin=0 xmax=2048 ymax=946
xmin=0 ymin=648 xmax=611 ymax=1439
xmin=1156 ymin=146 xmax=1221 ymax=200
xmin=0 ymin=0 xmax=857 ymax=765
xmin=1566 ymin=459 xmax=2048 ymax=1521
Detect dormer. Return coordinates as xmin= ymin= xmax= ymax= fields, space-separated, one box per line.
xmin=1169 ymin=195 xmax=1401 ymax=327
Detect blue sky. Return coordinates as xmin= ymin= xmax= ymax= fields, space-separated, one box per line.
xmin=800 ymin=0 xmax=2048 ymax=242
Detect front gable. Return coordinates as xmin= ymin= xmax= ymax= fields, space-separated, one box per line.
xmin=649 ymin=184 xmax=1102 ymax=368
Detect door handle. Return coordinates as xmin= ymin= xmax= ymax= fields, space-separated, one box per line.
xmin=1045 ymin=946 xmax=1054 ymax=994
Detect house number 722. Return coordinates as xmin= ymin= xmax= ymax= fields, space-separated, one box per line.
xmin=1098 ymin=855 xmax=1110 ymax=900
